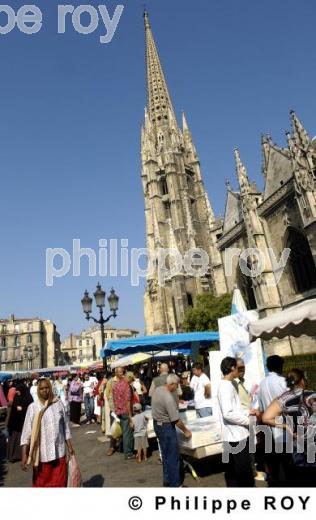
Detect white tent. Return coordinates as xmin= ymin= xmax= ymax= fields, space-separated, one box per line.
xmin=110 ymin=350 xmax=185 ymax=368
xmin=111 ymin=352 xmax=151 ymax=368
xmin=249 ymin=299 xmax=316 ymax=341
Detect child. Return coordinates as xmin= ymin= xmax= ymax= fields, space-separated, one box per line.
xmin=131 ymin=403 xmax=149 ymax=463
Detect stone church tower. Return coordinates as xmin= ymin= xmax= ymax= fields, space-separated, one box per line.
xmin=141 ymin=13 xmax=227 ymax=335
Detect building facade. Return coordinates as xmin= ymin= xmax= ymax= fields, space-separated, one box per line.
xmin=81 ymin=325 xmax=139 ymax=352
xmin=60 ymin=333 xmax=96 ymax=366
xmin=142 ymin=13 xmax=226 ymax=335
xmin=61 ymin=326 xmax=139 ymax=365
xmin=141 ymin=14 xmax=316 ymax=354
xmin=0 ymin=315 xmax=61 ymax=370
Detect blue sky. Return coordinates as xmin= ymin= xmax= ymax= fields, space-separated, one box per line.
xmin=0 ymin=0 xmax=315 ymax=339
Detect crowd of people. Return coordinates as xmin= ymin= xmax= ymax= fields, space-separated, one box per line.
xmin=1 ymin=352 xmax=316 ymax=488
xmin=217 ymin=355 xmax=316 ymax=487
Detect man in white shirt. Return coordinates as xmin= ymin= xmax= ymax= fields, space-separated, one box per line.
xmin=83 ymin=373 xmax=96 ymax=424
xmin=257 ymin=356 xmax=287 ymax=414
xmin=257 ymin=355 xmax=287 ymax=486
xmin=30 ymin=380 xmax=38 ymax=402
xmin=217 ymin=356 xmax=258 ymax=487
xmin=190 ymin=362 xmax=212 ymax=418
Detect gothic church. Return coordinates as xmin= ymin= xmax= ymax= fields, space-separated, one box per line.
xmin=141 ymin=13 xmax=316 ymax=355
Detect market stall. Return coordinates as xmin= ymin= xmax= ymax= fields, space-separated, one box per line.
xmin=110 ymin=350 xmax=189 ymax=369
xmin=100 ymin=331 xmax=219 ymax=357
xmin=0 ymin=364 xmax=84 ymax=381
xmin=0 ymin=371 xmax=13 ymax=382
xmin=100 ymin=331 xmax=223 ymax=462
xmin=249 ymin=298 xmax=316 ymax=340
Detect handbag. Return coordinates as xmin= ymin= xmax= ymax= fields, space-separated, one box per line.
xmin=291 ymin=391 xmax=316 ymax=468
xmin=110 ymin=420 xmax=122 ymax=439
xmin=70 ymin=384 xmax=81 ymax=397
xmin=67 ymin=454 xmax=82 ymax=487
xmin=133 ymin=391 xmax=140 ymax=405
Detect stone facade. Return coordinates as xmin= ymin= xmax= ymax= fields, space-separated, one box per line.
xmin=81 ymin=325 xmax=139 ymax=352
xmin=61 ymin=326 xmax=139 ymax=364
xmin=218 ymin=115 xmax=316 ymax=355
xmin=0 ymin=314 xmax=61 ymax=370
xmin=142 ymin=13 xmax=226 ymax=335
xmin=60 ymin=333 xmax=96 ymax=366
xmin=141 ymin=14 xmax=316 ymax=354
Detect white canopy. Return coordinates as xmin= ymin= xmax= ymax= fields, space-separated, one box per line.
xmin=249 ymin=299 xmax=316 ymax=341
xmin=111 ymin=352 xmax=151 ymax=368
xmin=110 ymin=350 xmax=185 ymax=369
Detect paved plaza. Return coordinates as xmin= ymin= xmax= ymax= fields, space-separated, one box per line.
xmin=0 ymin=421 xmax=266 ymax=488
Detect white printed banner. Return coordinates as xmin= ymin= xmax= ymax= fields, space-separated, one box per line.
xmin=216 ymin=310 xmax=265 ymax=397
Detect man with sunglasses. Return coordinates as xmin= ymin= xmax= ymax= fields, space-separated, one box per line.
xmin=232 ymin=358 xmax=251 ymax=411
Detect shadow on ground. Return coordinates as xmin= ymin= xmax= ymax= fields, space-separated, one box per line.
xmin=185 ymin=454 xmax=224 ymax=478
xmin=83 ymin=474 xmax=105 ymax=487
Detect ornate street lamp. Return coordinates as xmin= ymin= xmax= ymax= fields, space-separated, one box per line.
xmin=94 ymin=283 xmax=106 ymax=308
xmin=81 ymin=283 xmax=119 ymax=371
xmin=81 ymin=290 xmax=93 ymax=315
xmin=108 ymin=288 xmax=119 ymax=316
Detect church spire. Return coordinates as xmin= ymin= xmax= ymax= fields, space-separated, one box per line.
xmin=261 ymin=134 xmax=272 ymax=178
xmin=290 ymin=110 xmax=310 ymax=150
xmin=182 ymin=111 xmax=189 ymax=133
xmin=182 ymin=110 xmax=198 ymax=159
xmin=144 ymin=11 xmax=177 ymax=128
xmin=234 ymin=148 xmax=250 ymax=196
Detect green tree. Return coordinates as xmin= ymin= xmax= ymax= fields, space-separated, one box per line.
xmin=183 ymin=292 xmax=232 ymax=332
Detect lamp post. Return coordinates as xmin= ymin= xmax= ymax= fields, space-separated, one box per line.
xmin=81 ymin=283 xmax=119 ymax=372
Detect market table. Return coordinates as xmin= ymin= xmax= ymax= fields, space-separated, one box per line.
xmin=179 ymin=441 xmax=223 ymax=458
xmin=145 ymin=405 xmax=224 ymax=481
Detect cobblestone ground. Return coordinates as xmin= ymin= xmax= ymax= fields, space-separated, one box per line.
xmin=0 ymin=422 xmax=266 ymax=488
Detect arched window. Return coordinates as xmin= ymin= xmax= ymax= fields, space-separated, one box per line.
xmin=287 ymin=228 xmax=316 ymax=293
xmin=237 ymin=261 xmax=257 ymax=310
xmin=187 ymin=174 xmax=195 ymax=194
xmin=187 ymin=293 xmax=193 ymax=307
xmin=160 ymin=178 xmax=168 ymax=195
